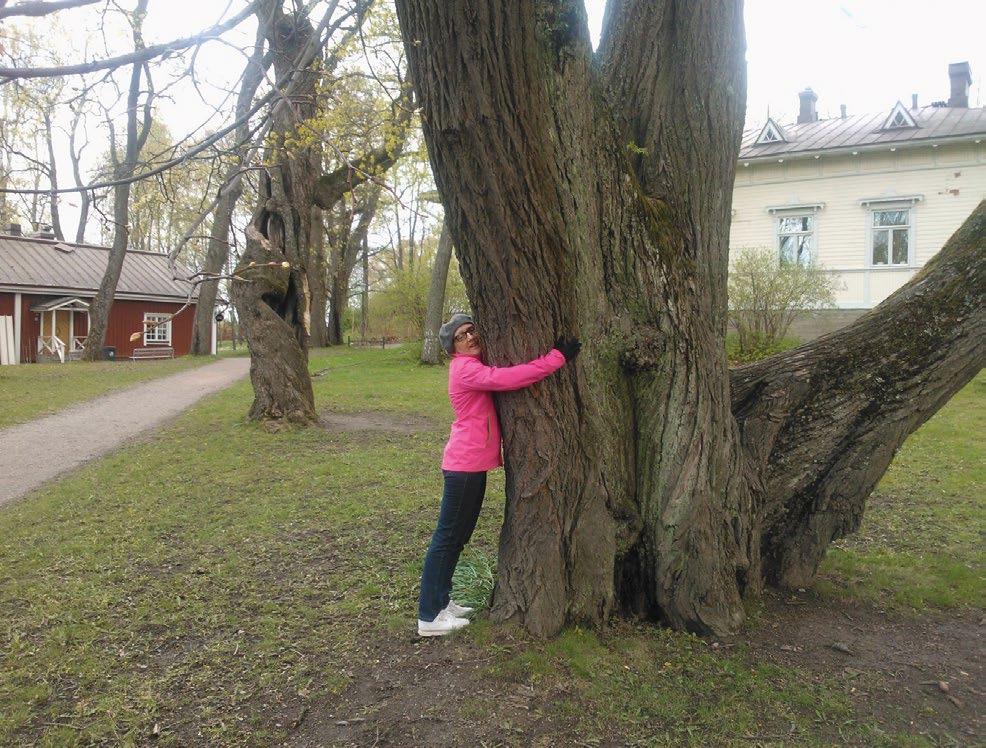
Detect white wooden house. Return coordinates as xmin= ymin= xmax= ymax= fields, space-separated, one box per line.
xmin=730 ymin=62 xmax=986 ymax=337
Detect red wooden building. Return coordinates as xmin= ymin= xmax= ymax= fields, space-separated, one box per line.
xmin=0 ymin=231 xmax=208 ymax=364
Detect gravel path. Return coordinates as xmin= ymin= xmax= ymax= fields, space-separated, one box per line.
xmin=0 ymin=357 xmax=250 ymax=506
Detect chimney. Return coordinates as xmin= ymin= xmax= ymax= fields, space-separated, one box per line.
xmin=7 ymin=223 xmax=21 ymax=236
xmin=911 ymin=93 xmax=918 ymax=109
xmin=797 ymin=87 xmax=818 ymax=123
xmin=839 ymin=104 xmax=847 ymax=119
xmin=948 ymin=61 xmax=971 ymax=108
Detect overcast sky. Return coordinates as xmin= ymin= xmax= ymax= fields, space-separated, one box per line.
xmin=585 ymin=0 xmax=985 ymax=129
xmin=139 ymin=0 xmax=986 ymax=135
xmin=11 ymin=0 xmax=986 ymax=238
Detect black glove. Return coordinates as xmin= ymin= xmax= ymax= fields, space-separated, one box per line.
xmin=554 ymin=336 xmax=582 ymax=363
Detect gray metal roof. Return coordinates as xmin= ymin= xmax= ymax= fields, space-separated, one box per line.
xmin=0 ymin=235 xmax=198 ymax=301
xmin=740 ymin=105 xmax=986 ymax=161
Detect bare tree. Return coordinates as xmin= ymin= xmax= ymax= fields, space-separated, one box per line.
xmin=324 ymin=183 xmax=381 ymax=345
xmin=67 ymin=97 xmax=94 ymax=242
xmin=393 ymin=0 xmax=986 ymax=638
xmin=420 ymin=219 xmax=452 ymax=364
xmin=188 ymin=25 xmax=274 ymax=355
xmin=82 ymin=0 xmax=154 ymax=360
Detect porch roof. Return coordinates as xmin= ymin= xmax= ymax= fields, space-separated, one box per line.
xmin=30 ymin=296 xmax=90 ymax=312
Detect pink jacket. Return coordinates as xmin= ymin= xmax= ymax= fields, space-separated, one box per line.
xmin=441 ymin=349 xmax=567 ymax=472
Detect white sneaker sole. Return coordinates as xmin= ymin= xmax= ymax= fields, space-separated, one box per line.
xmin=417 ymin=621 xmax=470 ymax=637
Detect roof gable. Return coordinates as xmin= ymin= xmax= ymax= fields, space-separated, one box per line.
xmin=754 ymin=117 xmax=788 ymax=145
xmin=738 ymin=105 xmax=986 ymax=161
xmin=881 ymin=101 xmax=918 ymax=131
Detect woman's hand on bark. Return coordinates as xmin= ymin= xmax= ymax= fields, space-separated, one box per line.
xmin=554 ymin=336 xmax=582 ymax=362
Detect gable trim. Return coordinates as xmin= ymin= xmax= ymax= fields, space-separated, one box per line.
xmin=755 ymin=117 xmax=788 ymax=145
xmin=881 ymin=101 xmax=918 ymax=130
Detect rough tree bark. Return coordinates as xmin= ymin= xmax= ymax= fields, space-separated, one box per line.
xmin=731 ymin=203 xmax=986 ymax=588
xmin=231 ymin=2 xmax=320 ymax=424
xmin=82 ymin=1 xmax=152 ymax=360
xmin=420 ymin=220 xmax=453 ymax=364
xmin=394 ymin=0 xmax=986 ymax=636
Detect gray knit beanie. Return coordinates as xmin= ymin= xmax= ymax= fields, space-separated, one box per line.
xmin=439 ymin=313 xmax=474 ymax=354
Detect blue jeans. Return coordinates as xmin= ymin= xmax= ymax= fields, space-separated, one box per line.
xmin=417 ymin=470 xmax=487 ymax=621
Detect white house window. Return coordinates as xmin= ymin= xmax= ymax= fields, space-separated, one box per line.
xmin=143 ymin=313 xmax=172 ymax=345
xmin=871 ymin=209 xmax=910 ymax=265
xmin=777 ymin=215 xmax=814 ymax=266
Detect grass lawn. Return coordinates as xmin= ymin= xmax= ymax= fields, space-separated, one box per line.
xmin=0 ymin=347 xmax=980 ymax=745
xmin=0 ymin=356 xmax=213 ymax=431
xmin=818 ymin=372 xmax=985 ymax=611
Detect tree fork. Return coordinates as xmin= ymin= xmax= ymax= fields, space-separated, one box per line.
xmin=396 ymin=0 xmax=982 ymax=638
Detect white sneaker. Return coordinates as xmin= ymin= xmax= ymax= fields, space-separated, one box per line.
xmin=444 ymin=599 xmax=474 ymax=617
xmin=417 ymin=609 xmax=470 ymax=637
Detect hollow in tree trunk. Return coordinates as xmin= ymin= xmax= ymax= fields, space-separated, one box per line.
xmin=394 ymin=0 xmax=986 ymax=636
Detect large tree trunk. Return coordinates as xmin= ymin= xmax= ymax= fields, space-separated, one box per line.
xmin=420 ymin=220 xmax=452 ymax=364
xmin=231 ymin=2 xmax=318 ymax=424
xmin=395 ymin=0 xmax=985 ymax=637
xmin=83 ymin=6 xmax=152 ymax=361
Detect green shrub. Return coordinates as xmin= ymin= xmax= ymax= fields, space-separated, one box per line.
xmin=728 ymin=247 xmax=837 ymax=359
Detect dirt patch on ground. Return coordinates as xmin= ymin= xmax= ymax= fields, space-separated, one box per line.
xmin=289 ymin=595 xmax=983 ymax=747
xmin=319 ymin=410 xmax=436 ymax=435
xmin=290 ymin=633 xmax=573 ymax=747
xmin=733 ymin=590 xmax=984 ymax=744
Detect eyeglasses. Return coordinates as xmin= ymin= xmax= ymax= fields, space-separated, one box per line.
xmin=453 ymin=326 xmax=479 ymax=343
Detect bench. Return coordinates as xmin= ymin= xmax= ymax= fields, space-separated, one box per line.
xmin=131 ymin=346 xmax=175 ymax=360
xmin=347 ymin=336 xmax=397 ymax=349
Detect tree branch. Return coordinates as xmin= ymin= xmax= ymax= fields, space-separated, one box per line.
xmin=0 ymin=0 xmax=99 ymax=19
xmin=313 ymin=84 xmax=415 ymax=209
xmin=731 ymin=200 xmax=986 ymax=587
xmin=0 ymin=2 xmax=257 ymax=80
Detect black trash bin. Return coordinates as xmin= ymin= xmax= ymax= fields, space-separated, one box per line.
xmin=101 ymin=346 xmax=116 ymax=361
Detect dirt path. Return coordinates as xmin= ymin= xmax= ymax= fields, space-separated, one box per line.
xmin=0 ymin=357 xmax=250 ymax=506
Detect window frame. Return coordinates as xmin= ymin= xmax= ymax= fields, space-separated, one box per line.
xmin=775 ymin=212 xmax=816 ymax=267
xmin=143 ymin=312 xmax=172 ymax=346
xmin=868 ymin=207 xmax=913 ymax=267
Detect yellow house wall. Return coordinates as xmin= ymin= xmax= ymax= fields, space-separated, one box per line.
xmin=730 ymin=140 xmax=986 ymax=307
